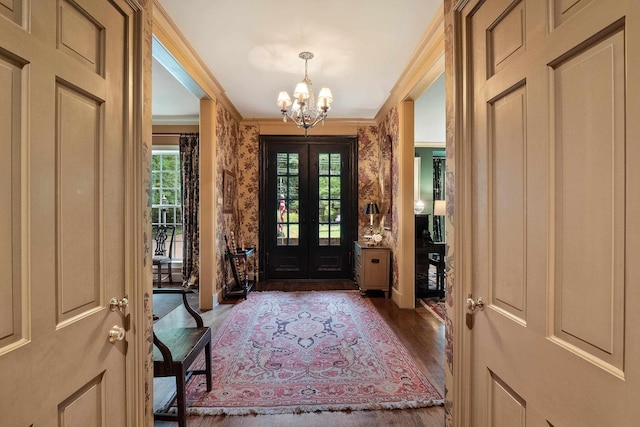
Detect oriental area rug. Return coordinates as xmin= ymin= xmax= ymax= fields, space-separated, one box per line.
xmin=418 ymin=299 xmax=446 ymax=324
xmin=182 ymin=291 xmax=443 ymax=415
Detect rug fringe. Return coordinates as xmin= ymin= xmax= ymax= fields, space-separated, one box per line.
xmin=186 ymin=399 xmax=444 ymax=416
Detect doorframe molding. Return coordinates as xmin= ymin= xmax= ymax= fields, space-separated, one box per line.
xmin=258 ymin=135 xmax=359 ymax=281
xmin=117 ymin=0 xmax=149 ymax=425
xmin=452 ymin=1 xmax=482 ymax=426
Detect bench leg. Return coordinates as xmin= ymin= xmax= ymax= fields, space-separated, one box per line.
xmin=175 ymin=366 xmax=187 ymax=427
xmin=154 ymin=264 xmax=162 ymax=288
xmin=205 ymin=342 xmax=212 ymax=391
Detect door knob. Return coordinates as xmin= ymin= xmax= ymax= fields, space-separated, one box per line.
xmin=108 ymin=325 xmax=126 ymax=343
xmin=466 ymin=294 xmax=485 ymax=313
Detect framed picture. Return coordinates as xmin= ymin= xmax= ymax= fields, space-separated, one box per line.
xmin=223 ymin=170 xmax=235 ymax=213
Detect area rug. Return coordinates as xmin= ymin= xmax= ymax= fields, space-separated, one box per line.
xmin=418 ymin=299 xmax=446 ymax=324
xmin=183 ymin=291 xmax=443 ymax=415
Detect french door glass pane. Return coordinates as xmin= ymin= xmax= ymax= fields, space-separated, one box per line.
xmin=318 ymin=152 xmax=341 ymax=246
xmin=276 ymin=152 xmax=299 ymax=246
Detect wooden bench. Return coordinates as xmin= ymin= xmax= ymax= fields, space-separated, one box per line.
xmin=152 ymin=288 xmax=212 ymax=427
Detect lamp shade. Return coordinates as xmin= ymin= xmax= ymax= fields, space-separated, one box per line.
xmin=364 ymin=202 xmax=380 ymax=215
xmin=434 ymin=200 xmax=446 ymax=216
xmin=317 ymin=87 xmax=333 ymax=108
xmin=277 ymin=91 xmax=292 ymax=109
xmin=293 ymin=82 xmax=310 ymax=101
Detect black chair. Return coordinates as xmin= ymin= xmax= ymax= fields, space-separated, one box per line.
xmin=152 ymin=225 xmax=175 ymax=288
xmin=428 ymin=249 xmax=446 ymax=293
xmin=153 ymin=288 xmax=212 ymax=427
xmin=222 ymin=235 xmax=256 ymax=299
xmin=416 ymin=238 xmax=445 ymax=298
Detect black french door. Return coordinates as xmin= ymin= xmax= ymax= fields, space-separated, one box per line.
xmin=260 ymin=136 xmax=357 ymax=280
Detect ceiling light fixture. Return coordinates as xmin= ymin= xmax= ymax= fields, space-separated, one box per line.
xmin=277 ymin=51 xmax=333 ymax=136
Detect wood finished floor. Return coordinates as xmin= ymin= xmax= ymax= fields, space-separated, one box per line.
xmin=154 ymin=281 xmax=445 ymax=427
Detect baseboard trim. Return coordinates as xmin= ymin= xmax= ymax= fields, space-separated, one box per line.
xmin=212 ymin=291 xmax=220 ymax=307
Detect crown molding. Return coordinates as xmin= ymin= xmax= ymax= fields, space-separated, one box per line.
xmin=415 ymin=140 xmax=446 ymax=148
xmin=374 ymin=4 xmax=445 ymax=124
xmin=152 ymin=114 xmax=200 ymax=125
xmin=241 ymin=118 xmax=377 ymax=135
xmin=152 ymin=0 xmax=241 ymax=121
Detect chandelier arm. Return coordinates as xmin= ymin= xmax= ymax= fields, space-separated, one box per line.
xmin=289 ymin=110 xmax=325 ymax=130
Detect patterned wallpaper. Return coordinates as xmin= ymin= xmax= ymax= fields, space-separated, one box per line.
xmin=237 ymin=125 xmax=260 ymax=272
xmin=443 ymin=0 xmax=455 ymax=424
xmin=356 ymin=125 xmax=381 ymax=237
xmin=377 ymin=107 xmax=400 ymax=290
xmin=215 ymin=103 xmax=241 ymax=292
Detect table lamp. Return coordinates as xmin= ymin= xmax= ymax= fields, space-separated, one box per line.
xmin=433 ymin=200 xmax=446 ymax=241
xmin=364 ymin=202 xmax=380 ymax=235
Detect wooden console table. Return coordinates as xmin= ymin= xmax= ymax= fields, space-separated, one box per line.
xmin=354 ymin=241 xmax=391 ymax=298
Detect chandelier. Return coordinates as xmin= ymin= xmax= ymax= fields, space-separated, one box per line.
xmin=276 ymin=52 xmax=333 ymax=136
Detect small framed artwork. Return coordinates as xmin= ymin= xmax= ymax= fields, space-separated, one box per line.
xmin=223 ymin=169 xmax=235 ymax=213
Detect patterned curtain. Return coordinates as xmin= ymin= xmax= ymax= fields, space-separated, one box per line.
xmin=180 ymin=133 xmax=199 ymax=288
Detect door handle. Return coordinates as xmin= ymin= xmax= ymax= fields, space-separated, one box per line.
xmin=466 ymin=294 xmax=485 ymax=313
xmin=109 ymin=296 xmax=128 ymax=313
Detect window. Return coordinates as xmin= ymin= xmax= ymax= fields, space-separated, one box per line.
xmin=276 ymin=152 xmax=299 ymax=246
xmin=318 ymin=152 xmax=341 ymax=246
xmin=151 ymin=149 xmax=183 ymax=260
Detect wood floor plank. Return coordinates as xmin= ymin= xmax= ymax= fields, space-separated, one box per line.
xmin=153 ymin=282 xmax=445 ymax=426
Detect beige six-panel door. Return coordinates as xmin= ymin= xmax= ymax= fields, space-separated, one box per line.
xmin=457 ymin=0 xmax=640 ymax=425
xmin=0 ymin=0 xmax=137 ymax=425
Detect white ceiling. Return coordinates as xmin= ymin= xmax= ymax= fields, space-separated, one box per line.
xmin=152 ymin=0 xmax=444 ymax=141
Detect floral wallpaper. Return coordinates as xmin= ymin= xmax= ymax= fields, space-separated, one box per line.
xmin=215 ymin=103 xmax=241 ymax=292
xmin=377 ymin=106 xmax=400 ymax=290
xmin=444 ymin=0 xmax=455 ymax=424
xmin=356 ymin=125 xmax=381 ymax=237
xmin=141 ymin=1 xmax=154 ymax=422
xmin=237 ymin=124 xmax=260 ymax=274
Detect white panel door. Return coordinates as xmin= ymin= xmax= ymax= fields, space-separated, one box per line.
xmin=0 ymin=0 xmax=136 ymax=425
xmin=457 ymin=0 xmax=640 ymax=425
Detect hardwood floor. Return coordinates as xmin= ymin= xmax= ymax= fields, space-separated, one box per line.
xmin=153 ymin=282 xmax=445 ymax=427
